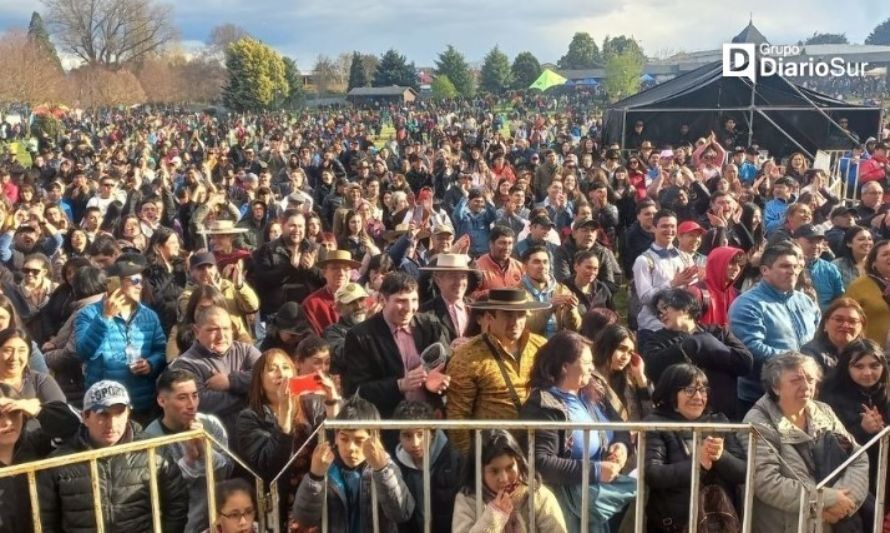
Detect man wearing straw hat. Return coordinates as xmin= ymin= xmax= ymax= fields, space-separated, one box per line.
xmin=445 ymin=288 xmax=549 ymax=454
xmin=302 ymin=249 xmax=362 ymax=335
xmin=198 ymin=219 xmax=251 ymax=271
xmin=419 ymin=253 xmax=477 ymax=344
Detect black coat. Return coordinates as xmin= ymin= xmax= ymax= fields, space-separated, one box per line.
xmin=144 ymin=259 xmax=188 ymax=335
xmin=0 ymin=402 xmax=81 ymax=533
xmin=394 ymin=431 xmax=463 ymax=533
xmin=620 ymin=221 xmax=654 ymax=279
xmin=419 ymin=296 xmax=469 ymax=343
xmin=342 ymin=313 xmax=449 ymax=418
xmin=37 ymin=424 xmax=189 ymax=533
xmin=250 ymin=237 xmax=325 ymax=316
xmin=519 ymin=388 xmax=630 ymax=487
xmin=641 ymin=326 xmax=753 ymax=421
xmin=643 ymin=410 xmax=747 ymax=531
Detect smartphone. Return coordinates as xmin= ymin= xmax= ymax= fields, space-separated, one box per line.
xmin=412 ymin=206 xmax=424 ymax=224
xmin=288 ymin=375 xmax=324 ymax=396
xmin=106 ymin=276 xmax=121 ymax=295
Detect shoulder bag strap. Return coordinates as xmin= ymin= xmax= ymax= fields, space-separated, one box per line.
xmin=482 ymin=334 xmax=523 ymax=411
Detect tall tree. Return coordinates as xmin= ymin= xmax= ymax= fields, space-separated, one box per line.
xmin=347 ymin=51 xmax=368 ymax=90
xmin=431 ymin=75 xmax=458 ymax=101
xmin=803 ymin=32 xmax=849 ymax=45
xmin=373 ymin=49 xmax=416 ymax=89
xmin=435 ymin=45 xmax=474 ymax=97
xmin=27 ymin=12 xmax=62 ymax=70
xmin=479 ymin=46 xmax=513 ymax=95
xmin=601 ymin=35 xmax=645 ymax=63
xmin=866 ymin=18 xmax=890 ymax=45
xmin=222 ymin=37 xmax=288 ymax=111
xmin=69 ymin=65 xmax=146 ymax=108
xmin=603 ymin=50 xmax=643 ymax=102
xmin=208 ymin=23 xmax=250 ymax=54
xmin=41 ymin=0 xmax=177 ymax=68
xmin=511 ymin=51 xmax=542 ymax=90
xmin=558 ymin=32 xmax=600 ymax=69
xmin=313 ymin=55 xmax=341 ymax=95
xmin=281 ymin=57 xmax=304 ymax=108
xmin=360 ymin=54 xmax=379 ymax=83
xmin=0 ymin=31 xmax=65 ymax=105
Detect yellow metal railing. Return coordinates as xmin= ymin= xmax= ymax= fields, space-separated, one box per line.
xmin=0 ymin=428 xmax=267 ymax=533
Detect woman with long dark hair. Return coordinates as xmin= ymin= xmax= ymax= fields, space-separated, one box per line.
xmin=832 ymin=226 xmax=873 ymax=288
xmin=801 ymin=297 xmax=866 ymax=374
xmin=143 ymin=227 xmax=188 ymax=335
xmin=734 ymin=202 xmax=764 ymax=253
xmin=847 ymin=240 xmax=890 ymax=344
xmin=36 ymin=256 xmax=91 ymax=345
xmin=591 ymin=324 xmax=652 ymax=423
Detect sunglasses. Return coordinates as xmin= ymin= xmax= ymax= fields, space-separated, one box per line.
xmin=22 ymin=268 xmax=43 ymax=276
xmin=124 ymin=276 xmax=143 ymax=285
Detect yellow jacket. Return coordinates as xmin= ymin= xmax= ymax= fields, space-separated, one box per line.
xmin=445 ymin=331 xmax=547 ymax=455
xmin=846 ymin=275 xmax=890 ymax=345
xmin=177 ymin=278 xmax=260 ymax=340
xmin=523 ymin=280 xmax=582 ymax=335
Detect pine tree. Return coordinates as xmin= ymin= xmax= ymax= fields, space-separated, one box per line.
xmin=435 ymin=45 xmax=474 ymax=97
xmin=431 ymin=75 xmax=458 ymax=101
xmin=479 ymin=46 xmax=513 ymax=95
xmin=347 ymin=51 xmax=368 ymax=90
xmin=866 ymin=18 xmax=890 ymax=45
xmin=373 ymin=49 xmax=417 ymax=89
xmin=27 ymin=12 xmax=62 ymax=71
xmin=281 ymin=57 xmax=304 ymax=108
xmin=511 ymin=52 xmax=542 ymax=90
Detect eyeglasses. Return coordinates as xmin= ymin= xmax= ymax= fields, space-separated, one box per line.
xmin=125 ymin=276 xmax=143 ymax=285
xmin=830 ymin=316 xmax=862 ymax=326
xmin=100 ymin=183 xmax=114 ymax=188
xmin=22 ymin=268 xmax=43 ymax=276
xmin=219 ymin=508 xmax=255 ymax=522
xmin=680 ymin=386 xmax=710 ymax=397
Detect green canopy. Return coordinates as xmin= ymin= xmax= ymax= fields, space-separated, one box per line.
xmin=529 ymin=69 xmax=567 ymax=91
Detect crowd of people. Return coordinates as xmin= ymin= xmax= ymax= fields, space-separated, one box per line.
xmin=0 ymin=98 xmax=889 ymax=533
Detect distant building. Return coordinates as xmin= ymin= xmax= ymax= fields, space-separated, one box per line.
xmin=346 ymin=86 xmax=418 ymax=105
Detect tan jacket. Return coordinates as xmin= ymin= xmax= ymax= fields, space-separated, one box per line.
xmin=451 ymin=485 xmax=567 ymax=533
xmin=177 ymin=278 xmax=259 ymax=339
xmin=523 ymin=279 xmax=582 ymax=334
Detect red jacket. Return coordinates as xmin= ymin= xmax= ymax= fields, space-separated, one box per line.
xmin=302 ymin=287 xmax=338 ymax=335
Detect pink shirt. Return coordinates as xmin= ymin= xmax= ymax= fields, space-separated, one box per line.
xmin=445 ymin=300 xmax=468 ymax=338
xmin=384 ymin=315 xmax=424 ymax=402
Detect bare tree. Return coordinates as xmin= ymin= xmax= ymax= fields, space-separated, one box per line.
xmin=360 ymin=53 xmax=379 ymax=83
xmin=41 ymin=0 xmax=177 ymax=68
xmin=207 ymin=23 xmax=250 ymax=53
xmin=313 ymin=55 xmax=341 ymax=95
xmin=0 ymin=31 xmax=65 ymax=105
xmin=70 ymin=65 xmax=145 ymax=108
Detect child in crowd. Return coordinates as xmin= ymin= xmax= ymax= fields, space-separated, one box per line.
xmin=291 ymin=396 xmax=414 ymax=532
xmin=208 ymin=478 xmax=259 ymax=533
xmin=294 ymin=335 xmax=341 ymax=394
xmin=392 ymin=400 xmax=463 ymax=533
xmin=452 ymin=429 xmax=567 ymax=532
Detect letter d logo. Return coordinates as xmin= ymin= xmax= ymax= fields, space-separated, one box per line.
xmin=723 ymin=44 xmax=756 ymax=81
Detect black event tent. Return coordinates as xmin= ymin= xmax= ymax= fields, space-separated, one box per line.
xmin=602 ymin=60 xmax=883 ymax=158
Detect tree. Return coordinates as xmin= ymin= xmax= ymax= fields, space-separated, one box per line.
xmin=178 ymin=55 xmax=226 ymax=103
xmin=603 ymin=50 xmax=643 ymax=102
xmin=69 ymin=65 xmax=146 ymax=108
xmin=137 ymin=55 xmax=181 ymax=103
xmin=435 ymin=45 xmax=474 ymax=97
xmin=803 ymin=32 xmax=849 ymax=45
xmin=347 ymin=51 xmax=368 ymax=90
xmin=208 ymin=23 xmax=250 ymax=54
xmin=41 ymin=0 xmax=177 ymax=68
xmin=360 ymin=54 xmax=379 ymax=83
xmin=222 ymin=37 xmax=288 ymax=111
xmin=601 ymin=35 xmax=645 ymax=63
xmin=558 ymin=32 xmax=600 ymax=69
xmin=373 ymin=49 xmax=416 ymax=89
xmin=0 ymin=31 xmax=65 ymax=105
xmin=313 ymin=55 xmax=341 ymax=95
xmin=27 ymin=12 xmax=62 ymax=71
xmin=281 ymin=57 xmax=304 ymax=108
xmin=431 ymin=75 xmax=458 ymax=101
xmin=511 ymin=51 xmax=542 ymax=90
xmin=866 ymin=18 xmax=890 ymax=45
xmin=479 ymin=46 xmax=513 ymax=94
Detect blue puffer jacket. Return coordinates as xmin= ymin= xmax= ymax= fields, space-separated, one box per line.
xmin=807 ymin=258 xmax=845 ymax=310
xmin=452 ymin=196 xmax=497 ymax=256
xmin=74 ymin=301 xmax=166 ymax=411
xmin=763 ymin=197 xmax=792 ymax=235
xmin=729 ymin=281 xmax=820 ymax=403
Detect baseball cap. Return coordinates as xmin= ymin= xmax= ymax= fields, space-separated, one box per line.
xmin=792 ymin=224 xmax=826 ymax=240
xmin=572 ymin=217 xmax=599 ymax=231
xmin=107 ymin=253 xmax=146 ymax=277
xmin=334 ymin=282 xmax=369 ymax=305
xmin=678 ymin=221 xmax=706 ymax=235
xmin=830 ymin=205 xmax=857 ymax=219
xmin=83 ymin=380 xmax=131 ymax=412
xmin=189 ymin=252 xmax=217 ymax=269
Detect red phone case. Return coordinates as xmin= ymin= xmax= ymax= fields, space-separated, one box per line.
xmin=288 ymin=375 xmax=323 ymax=396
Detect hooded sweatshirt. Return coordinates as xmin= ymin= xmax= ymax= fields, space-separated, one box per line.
xmin=692 ymin=247 xmax=744 ymax=327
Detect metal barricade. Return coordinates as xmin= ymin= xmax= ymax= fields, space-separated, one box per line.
xmin=0 ymin=428 xmax=267 ymax=533
xmin=315 ymin=419 xmax=756 ymax=533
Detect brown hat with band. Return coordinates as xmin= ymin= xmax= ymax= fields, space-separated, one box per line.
xmin=468 ymin=288 xmax=551 ymax=312
xmin=316 ymin=249 xmax=361 ymax=269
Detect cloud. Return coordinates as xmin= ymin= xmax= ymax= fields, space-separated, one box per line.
xmin=0 ymin=0 xmax=884 ymax=70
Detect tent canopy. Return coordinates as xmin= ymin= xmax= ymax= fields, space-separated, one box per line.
xmin=602 ymin=60 xmax=882 ymax=158
xmin=529 ymin=69 xmax=567 ymax=91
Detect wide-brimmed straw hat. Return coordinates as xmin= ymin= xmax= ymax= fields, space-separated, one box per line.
xmin=199 ymin=220 xmax=248 ymax=235
xmin=316 ymin=249 xmax=361 ymax=269
xmin=419 ymin=253 xmax=479 ymax=273
xmin=468 ymin=288 xmax=551 ymax=312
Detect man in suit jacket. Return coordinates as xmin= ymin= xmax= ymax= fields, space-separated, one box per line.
xmin=342 ymin=271 xmax=450 ymax=418
xmin=419 ymin=254 xmax=477 ymax=344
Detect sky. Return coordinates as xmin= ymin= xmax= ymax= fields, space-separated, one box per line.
xmin=2 ymin=0 xmax=889 ymax=70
